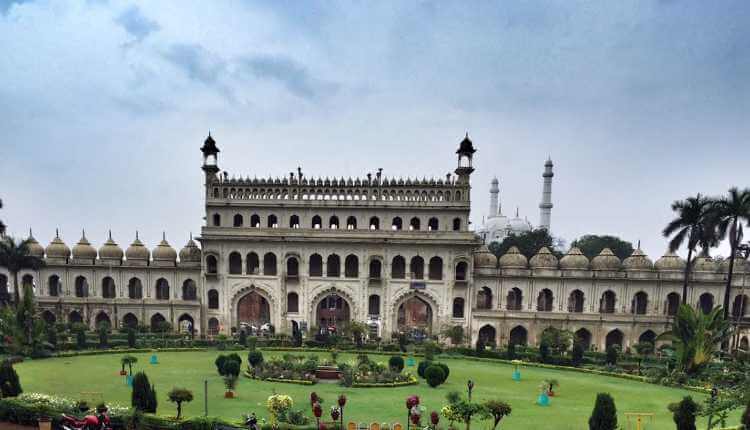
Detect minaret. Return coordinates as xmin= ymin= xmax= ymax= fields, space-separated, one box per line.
xmin=454 ymin=132 xmax=476 ymax=185
xmin=200 ymin=132 xmax=220 ymax=181
xmin=489 ymin=177 xmax=500 ymax=217
xmin=539 ymin=157 xmax=554 ymax=230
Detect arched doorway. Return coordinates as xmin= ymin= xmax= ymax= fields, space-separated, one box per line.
xmin=69 ymin=310 xmax=83 ymax=324
xmin=178 ymin=314 xmax=195 ymax=335
xmin=509 ymin=325 xmax=527 ymax=346
xmin=638 ymin=329 xmax=656 ymax=345
xmin=606 ymin=329 xmax=624 ymax=349
xmin=95 ymin=312 xmax=111 ymax=329
xmin=574 ymin=328 xmax=592 ymax=350
xmin=698 ymin=293 xmax=714 ymax=314
xmin=150 ymin=313 xmax=167 ymax=331
xmin=740 ymin=336 xmax=749 ymax=351
xmin=478 ymin=325 xmax=496 ymax=346
xmin=316 ymin=292 xmax=350 ymax=333
xmin=396 ymin=295 xmax=433 ymax=339
xmin=208 ymin=317 xmax=220 ymax=336
xmin=122 ymin=313 xmax=138 ymax=329
xmin=237 ymin=291 xmax=271 ymax=330
xmin=42 ymin=310 xmax=56 ymax=325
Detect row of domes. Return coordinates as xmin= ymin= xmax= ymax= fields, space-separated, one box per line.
xmin=26 ymin=230 xmax=201 ymax=263
xmin=474 ymin=245 xmax=749 ymax=272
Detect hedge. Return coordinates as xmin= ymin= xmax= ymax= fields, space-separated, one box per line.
xmin=243 ymin=371 xmax=316 ymax=385
xmin=352 ymin=376 xmax=418 ymax=388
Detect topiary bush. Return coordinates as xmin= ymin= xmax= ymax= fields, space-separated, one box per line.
xmin=215 ymin=355 xmax=228 ymax=376
xmin=605 ymin=345 xmax=618 ymax=366
xmin=572 ymin=342 xmax=585 ymax=367
xmin=239 ymin=330 xmax=247 ymax=347
xmin=424 ymin=365 xmax=446 ymax=388
xmin=248 ymin=350 xmax=264 ymax=368
xmin=417 ymin=360 xmax=432 ymax=378
xmin=389 ymin=356 xmax=404 ymax=372
xmin=0 ymin=360 xmax=22 ymax=397
xmin=588 ymin=393 xmax=617 ymax=430
xmin=539 ymin=341 xmax=551 ymax=363
xmin=223 ymin=360 xmax=241 ymax=378
xmin=435 ymin=362 xmax=450 ymax=383
xmin=131 ymin=372 xmax=157 ymax=413
xmin=670 ymin=396 xmax=698 ymax=430
xmin=127 ymin=329 xmax=136 ymax=348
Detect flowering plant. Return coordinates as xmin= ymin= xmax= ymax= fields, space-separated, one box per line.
xmin=267 ymin=394 xmax=293 ymax=423
xmin=330 ymin=406 xmax=340 ymax=421
xmin=406 ymin=395 xmax=420 ymax=410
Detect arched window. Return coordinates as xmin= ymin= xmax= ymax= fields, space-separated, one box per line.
xmin=75 ymin=276 xmax=88 ymax=298
xmin=477 ymin=286 xmax=492 ymax=310
xmin=286 ymin=257 xmax=299 ymax=277
xmin=428 ymin=257 xmax=443 ymax=280
xmin=182 ymin=279 xmax=197 ymax=300
xmin=42 ymin=310 xmax=56 ymax=325
xmin=369 ymin=217 xmax=380 ymax=230
xmin=123 ymin=313 xmax=138 ymax=328
xmin=250 ymin=214 xmax=261 ymax=228
xmin=69 ymin=311 xmax=83 ymax=324
xmin=128 ymin=277 xmax=143 ymax=299
xmin=212 ymin=214 xmax=221 ymax=227
xmin=263 ymin=253 xmax=277 ymax=276
xmin=247 ymin=252 xmax=259 ymax=274
xmin=733 ymin=294 xmax=749 ymax=318
xmin=568 ymin=290 xmax=584 ymax=313
xmin=48 ymin=275 xmax=60 ymax=297
xmin=455 ymin=261 xmax=468 ymax=281
xmin=327 ymin=254 xmax=341 ymax=277
xmin=21 ymin=274 xmax=33 ymax=289
xmin=268 ymin=214 xmax=278 ymax=228
xmin=101 ymin=277 xmax=116 ymax=299
xmin=287 ymin=292 xmax=299 ymax=313
xmin=452 ymin=297 xmax=465 ymax=318
xmin=312 ymin=215 xmax=322 ymax=229
xmin=575 ymin=328 xmax=592 ymax=350
xmin=368 ymin=294 xmax=380 ymax=316
xmin=346 ymin=216 xmax=357 ymax=230
xmin=309 ymin=254 xmax=323 ymax=276
xmin=329 ymin=216 xmax=340 ymax=229
xmin=509 ymin=325 xmax=528 ymax=346
xmin=698 ymin=293 xmax=714 ymax=314
xmin=428 ymin=217 xmax=439 ymax=231
xmin=639 ymin=330 xmax=657 ymax=345
xmin=345 ymin=255 xmax=359 ymax=278
xmin=600 ymin=290 xmax=616 ymax=314
xmin=369 ymin=259 xmax=382 ymax=279
xmin=632 ymin=291 xmax=648 ymax=315
xmin=452 ymin=218 xmax=461 ymax=231
xmin=410 ymin=256 xmax=424 ymax=279
xmin=150 ymin=313 xmax=167 ymax=331
xmin=206 ymin=255 xmax=218 ymax=274
xmin=208 ymin=318 xmax=220 ymax=336
xmin=155 ymin=278 xmax=170 ymax=300
xmin=233 ymin=214 xmax=243 ymax=227
xmin=391 ymin=256 xmax=406 ymax=279
xmin=290 ymin=215 xmax=300 ymax=228
xmin=228 ymin=252 xmax=243 ymax=274
xmin=537 ymin=288 xmax=553 ymax=311
xmin=507 ymin=288 xmax=523 ymax=310
xmin=208 ymin=289 xmax=219 ymax=309
xmin=391 ymin=217 xmax=403 ymax=231
xmin=409 ymin=217 xmax=421 ymax=231
xmin=665 ymin=292 xmax=680 ymax=316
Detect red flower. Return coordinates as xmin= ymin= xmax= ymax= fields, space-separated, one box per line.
xmin=430 ymin=411 xmax=439 ymax=426
xmin=310 ymin=392 xmax=319 ymax=406
xmin=331 ymin=408 xmax=340 ymax=421
xmin=338 ymin=394 xmax=347 ymax=407
xmin=313 ymin=402 xmax=322 ymax=418
xmin=410 ymin=412 xmax=421 ymax=426
xmin=406 ymin=395 xmax=420 ymax=409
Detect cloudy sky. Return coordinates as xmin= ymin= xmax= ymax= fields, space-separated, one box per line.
xmin=1 ymin=0 xmax=748 ymax=259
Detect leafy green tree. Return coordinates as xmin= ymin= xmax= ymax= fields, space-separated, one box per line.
xmin=131 ymin=372 xmax=157 ymax=413
xmin=657 ymin=304 xmax=731 ymax=374
xmin=663 ymin=194 xmax=716 ymax=304
xmin=479 ymin=400 xmax=512 ymax=430
xmin=588 ymin=393 xmax=617 ymax=430
xmin=540 ymin=327 xmax=573 ymax=356
xmin=452 ymin=400 xmax=483 ymax=430
xmin=97 ymin=323 xmax=109 ymax=348
xmin=0 ymin=236 xmax=45 ymax=304
xmin=571 ymin=342 xmax=585 ymax=367
xmin=539 ymin=341 xmax=551 ymax=363
xmin=121 ymin=355 xmax=138 ymax=375
xmin=489 ymin=229 xmax=560 ymax=259
xmin=712 ymin=187 xmax=750 ymax=320
xmin=389 ymin=355 xmax=404 ymax=372
xmin=670 ymin=396 xmax=698 ymax=430
xmin=0 ymin=199 xmax=5 ymax=236
xmin=605 ymin=345 xmax=618 ymax=366
xmin=571 ymin=234 xmax=634 ymax=261
xmin=167 ymin=387 xmax=193 ymax=419
xmin=425 ymin=364 xmax=446 ymax=387
xmin=0 ymin=360 xmax=22 ymax=397
xmin=441 ymin=325 xmax=465 ymax=345
xmin=348 ymin=321 xmax=367 ymax=347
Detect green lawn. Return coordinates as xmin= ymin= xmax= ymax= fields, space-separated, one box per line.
xmin=14 ymin=351 xmax=741 ymax=429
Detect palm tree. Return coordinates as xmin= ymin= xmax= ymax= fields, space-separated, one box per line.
xmin=0 ymin=237 xmax=45 ymax=304
xmin=713 ymin=187 xmax=750 ymax=320
xmin=656 ymin=304 xmax=731 ymax=374
xmin=663 ymin=194 xmax=715 ymax=304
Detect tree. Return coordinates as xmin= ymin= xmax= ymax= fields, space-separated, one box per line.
xmin=479 ymin=400 xmax=512 ymax=430
xmin=389 ymin=355 xmax=405 ymax=372
xmin=489 ymin=229 xmax=560 ymax=259
xmin=605 ymin=345 xmax=618 ymax=366
xmin=131 ymin=372 xmax=157 ymax=413
xmin=97 ymin=323 xmax=109 ymax=348
xmin=167 ymin=387 xmax=193 ymax=419
xmin=425 ymin=365 xmax=446 ymax=387
xmin=0 ymin=236 xmax=45 ymax=304
xmin=656 ymin=304 xmax=731 ymax=374
xmin=588 ymin=393 xmax=617 ymax=430
xmin=663 ymin=194 xmax=715 ymax=304
xmin=0 ymin=360 xmax=22 ymax=397
xmin=712 ymin=187 xmax=750 ymax=321
xmin=248 ymin=350 xmax=264 ymax=368
xmin=571 ymin=234 xmax=634 ymax=261
xmin=441 ymin=325 xmax=465 ymax=345
xmin=121 ymin=355 xmax=138 ymax=375
xmin=348 ymin=321 xmax=367 ymax=348
xmin=670 ymin=396 xmax=698 ymax=430
xmin=571 ymin=342 xmax=585 ymax=367
xmin=540 ymin=327 xmax=573 ymax=356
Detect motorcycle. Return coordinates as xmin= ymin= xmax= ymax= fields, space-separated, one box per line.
xmin=60 ymin=409 xmax=111 ymax=430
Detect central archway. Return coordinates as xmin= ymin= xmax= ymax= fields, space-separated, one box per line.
xmin=316 ymin=293 xmax=351 ymax=332
xmin=237 ymin=291 xmax=270 ymax=327
xmin=396 ymin=295 xmax=433 ymax=335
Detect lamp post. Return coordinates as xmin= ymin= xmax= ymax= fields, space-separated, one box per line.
xmin=467 ymin=380 xmax=474 ymax=401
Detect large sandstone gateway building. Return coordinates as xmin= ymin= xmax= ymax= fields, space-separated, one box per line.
xmin=2 ymin=134 xmax=749 ymax=351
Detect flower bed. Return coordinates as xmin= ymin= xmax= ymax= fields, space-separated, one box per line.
xmin=352 ymin=375 xmax=418 ymax=388
xmin=338 ymin=354 xmax=414 ymax=387
xmin=249 ymin=354 xmax=320 ymax=384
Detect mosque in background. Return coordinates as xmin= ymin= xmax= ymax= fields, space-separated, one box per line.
xmin=2 ymin=133 xmax=749 ymax=353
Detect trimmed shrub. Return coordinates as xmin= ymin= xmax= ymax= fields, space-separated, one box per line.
xmin=389 ymin=356 xmax=405 ymax=372
xmin=424 ymin=365 xmax=446 ymax=388
xmin=417 ymin=360 xmax=432 ymax=378
xmin=127 ymin=329 xmax=136 ymax=348
xmin=223 ymin=360 xmax=241 ymax=378
xmin=215 ymin=355 xmax=228 ymax=376
xmin=0 ymin=361 xmax=22 ymax=397
xmin=131 ymin=372 xmax=157 ymax=413
xmin=572 ymin=342 xmax=585 ymax=367
xmin=539 ymin=341 xmax=551 ymax=363
xmin=605 ymin=346 xmax=618 ymax=366
xmin=435 ymin=362 xmax=450 ymax=382
xmin=248 ymin=351 xmax=264 ymax=368
xmin=588 ymin=393 xmax=617 ymax=430
xmin=671 ymin=396 xmax=698 ymax=430
xmin=506 ymin=343 xmax=516 ymax=360
xmin=239 ymin=330 xmax=247 ymax=347
xmin=167 ymin=387 xmax=194 ymax=419
xmin=226 ymin=353 xmax=242 ymax=367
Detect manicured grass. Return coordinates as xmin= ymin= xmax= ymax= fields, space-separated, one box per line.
xmin=14 ymin=351 xmax=740 ymax=429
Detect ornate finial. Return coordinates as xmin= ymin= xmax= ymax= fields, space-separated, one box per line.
xmin=55 ymin=228 xmax=59 ymax=238
xmin=516 ymin=207 xmax=519 ymax=217
xmin=637 ymin=239 xmax=641 ymax=249
xmin=29 ymin=228 xmax=33 ymax=238
xmin=162 ymin=231 xmax=166 ymax=241
xmin=189 ymin=232 xmax=193 ymax=241
xmin=465 ymin=131 xmax=469 ymax=139
xmin=136 ymin=230 xmax=139 ymax=240
xmin=108 ymin=230 xmax=112 ymax=240
xmin=208 ymin=130 xmax=211 ymax=137
xmin=82 ymin=229 xmax=86 ymax=239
